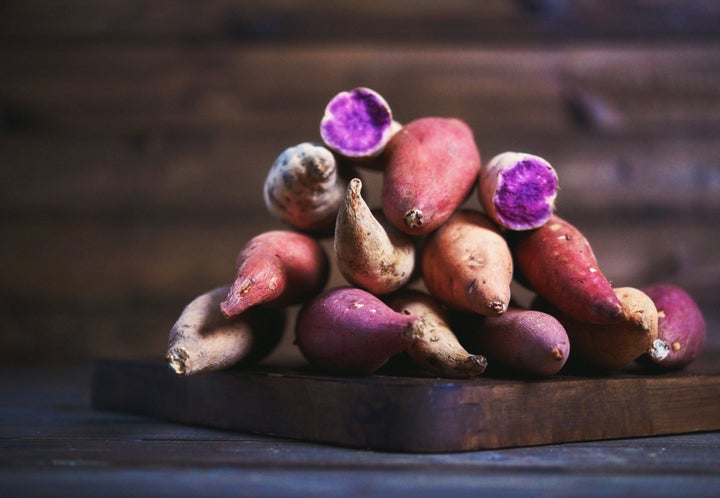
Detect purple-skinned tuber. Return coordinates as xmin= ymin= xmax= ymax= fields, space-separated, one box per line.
xmin=478 ymin=151 xmax=559 ymax=231
xmin=320 ymin=87 xmax=398 ymax=160
xmin=295 ymin=286 xmax=419 ymax=375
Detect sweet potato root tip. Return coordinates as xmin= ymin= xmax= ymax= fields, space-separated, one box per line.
xmin=320 ymin=87 xmax=395 ymax=159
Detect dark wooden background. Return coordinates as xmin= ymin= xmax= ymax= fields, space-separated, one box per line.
xmin=2 ymin=1 xmax=719 ymax=366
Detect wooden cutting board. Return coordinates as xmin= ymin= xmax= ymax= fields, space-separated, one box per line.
xmin=91 ymin=355 xmax=720 ymax=453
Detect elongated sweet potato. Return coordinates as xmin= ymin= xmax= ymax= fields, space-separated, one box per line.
xmin=640 ymin=283 xmax=706 ymax=370
xmin=220 ymin=230 xmax=329 ymax=318
xmin=454 ymin=307 xmax=570 ymax=377
xmin=381 ymin=117 xmax=481 ymax=235
xmin=334 ymin=178 xmax=415 ymax=295
xmin=167 ymin=285 xmax=286 ymax=375
xmin=535 ymin=287 xmax=658 ymax=372
xmin=295 ymin=286 xmax=418 ymax=375
xmin=509 ymin=213 xmax=623 ymax=324
xmin=387 ymin=289 xmax=487 ymax=378
xmin=422 ymin=209 xmax=513 ymax=316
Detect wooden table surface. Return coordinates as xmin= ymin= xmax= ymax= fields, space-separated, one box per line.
xmin=2 ymin=364 xmax=719 ymax=498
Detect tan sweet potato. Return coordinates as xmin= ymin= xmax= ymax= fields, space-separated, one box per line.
xmin=422 ymin=209 xmax=513 ymax=316
xmin=535 ymin=287 xmax=658 ymax=372
xmin=509 ymin=214 xmax=623 ymax=324
xmin=167 ymin=285 xmax=286 ymax=375
xmin=380 ymin=117 xmax=481 ymax=235
xmin=334 ymin=178 xmax=415 ymax=295
xmin=387 ymin=289 xmax=487 ymax=379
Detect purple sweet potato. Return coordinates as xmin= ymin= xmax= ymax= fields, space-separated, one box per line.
xmin=455 ymin=307 xmax=570 ymax=377
xmin=220 ymin=230 xmax=329 ymax=318
xmin=320 ymin=87 xmax=398 ymax=161
xmin=422 ymin=209 xmax=513 ymax=316
xmin=478 ymin=151 xmax=559 ymax=231
xmin=381 ymin=117 xmax=481 ymax=235
xmin=640 ymin=283 xmax=706 ymax=370
xmin=510 ymin=213 xmax=623 ymax=325
xmin=295 ymin=286 xmax=419 ymax=375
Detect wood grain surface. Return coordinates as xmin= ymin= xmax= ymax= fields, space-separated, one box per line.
xmin=91 ymin=357 xmax=720 ymax=453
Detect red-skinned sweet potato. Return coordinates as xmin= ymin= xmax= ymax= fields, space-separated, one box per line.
xmin=640 ymin=283 xmax=706 ymax=370
xmin=220 ymin=230 xmax=329 ymax=318
xmin=422 ymin=209 xmax=513 ymax=316
xmin=380 ymin=117 xmax=481 ymax=235
xmin=295 ymin=286 xmax=419 ymax=375
xmin=509 ymin=214 xmax=623 ymax=324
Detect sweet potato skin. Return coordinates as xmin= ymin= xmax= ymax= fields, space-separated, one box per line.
xmin=294 ymin=286 xmax=418 ymax=375
xmin=509 ymin=214 xmax=623 ymax=325
xmin=167 ymin=285 xmax=286 ymax=375
xmin=422 ymin=209 xmax=513 ymax=316
xmin=535 ymin=287 xmax=658 ymax=372
xmin=387 ymin=289 xmax=487 ymax=378
xmin=220 ymin=230 xmax=329 ymax=318
xmin=380 ymin=117 xmax=481 ymax=235
xmin=641 ymin=283 xmax=706 ymax=370
xmin=455 ymin=308 xmax=570 ymax=377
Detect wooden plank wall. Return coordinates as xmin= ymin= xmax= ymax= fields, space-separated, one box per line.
xmin=2 ymin=1 xmax=719 ymax=365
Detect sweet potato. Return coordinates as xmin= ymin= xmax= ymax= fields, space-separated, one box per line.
xmin=381 ymin=117 xmax=481 ymax=235
xmin=509 ymin=213 xmax=623 ymax=324
xmin=295 ymin=286 xmax=419 ymax=375
xmin=320 ymin=87 xmax=398 ymax=161
xmin=387 ymin=289 xmax=487 ymax=378
xmin=478 ymin=151 xmax=559 ymax=231
xmin=220 ymin=230 xmax=329 ymax=318
xmin=640 ymin=283 xmax=706 ymax=370
xmin=422 ymin=209 xmax=513 ymax=316
xmin=535 ymin=287 xmax=658 ymax=372
xmin=334 ymin=178 xmax=415 ymax=295
xmin=167 ymin=285 xmax=286 ymax=375
xmin=454 ymin=307 xmax=570 ymax=377
xmin=263 ymin=142 xmax=354 ymax=236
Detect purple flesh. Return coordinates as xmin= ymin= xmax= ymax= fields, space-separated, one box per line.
xmin=495 ymin=159 xmax=558 ymax=230
xmin=320 ymin=88 xmax=393 ymax=157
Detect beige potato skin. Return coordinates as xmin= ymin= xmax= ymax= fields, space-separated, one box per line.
xmin=544 ymin=287 xmax=659 ymax=371
xmin=167 ymin=285 xmax=285 ymax=376
xmin=387 ymin=290 xmax=487 ymax=379
xmin=334 ymin=178 xmax=415 ymax=295
xmin=422 ymin=209 xmax=513 ymax=316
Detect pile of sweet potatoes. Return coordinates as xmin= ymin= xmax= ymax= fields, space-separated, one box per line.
xmin=166 ymin=87 xmax=706 ymax=379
